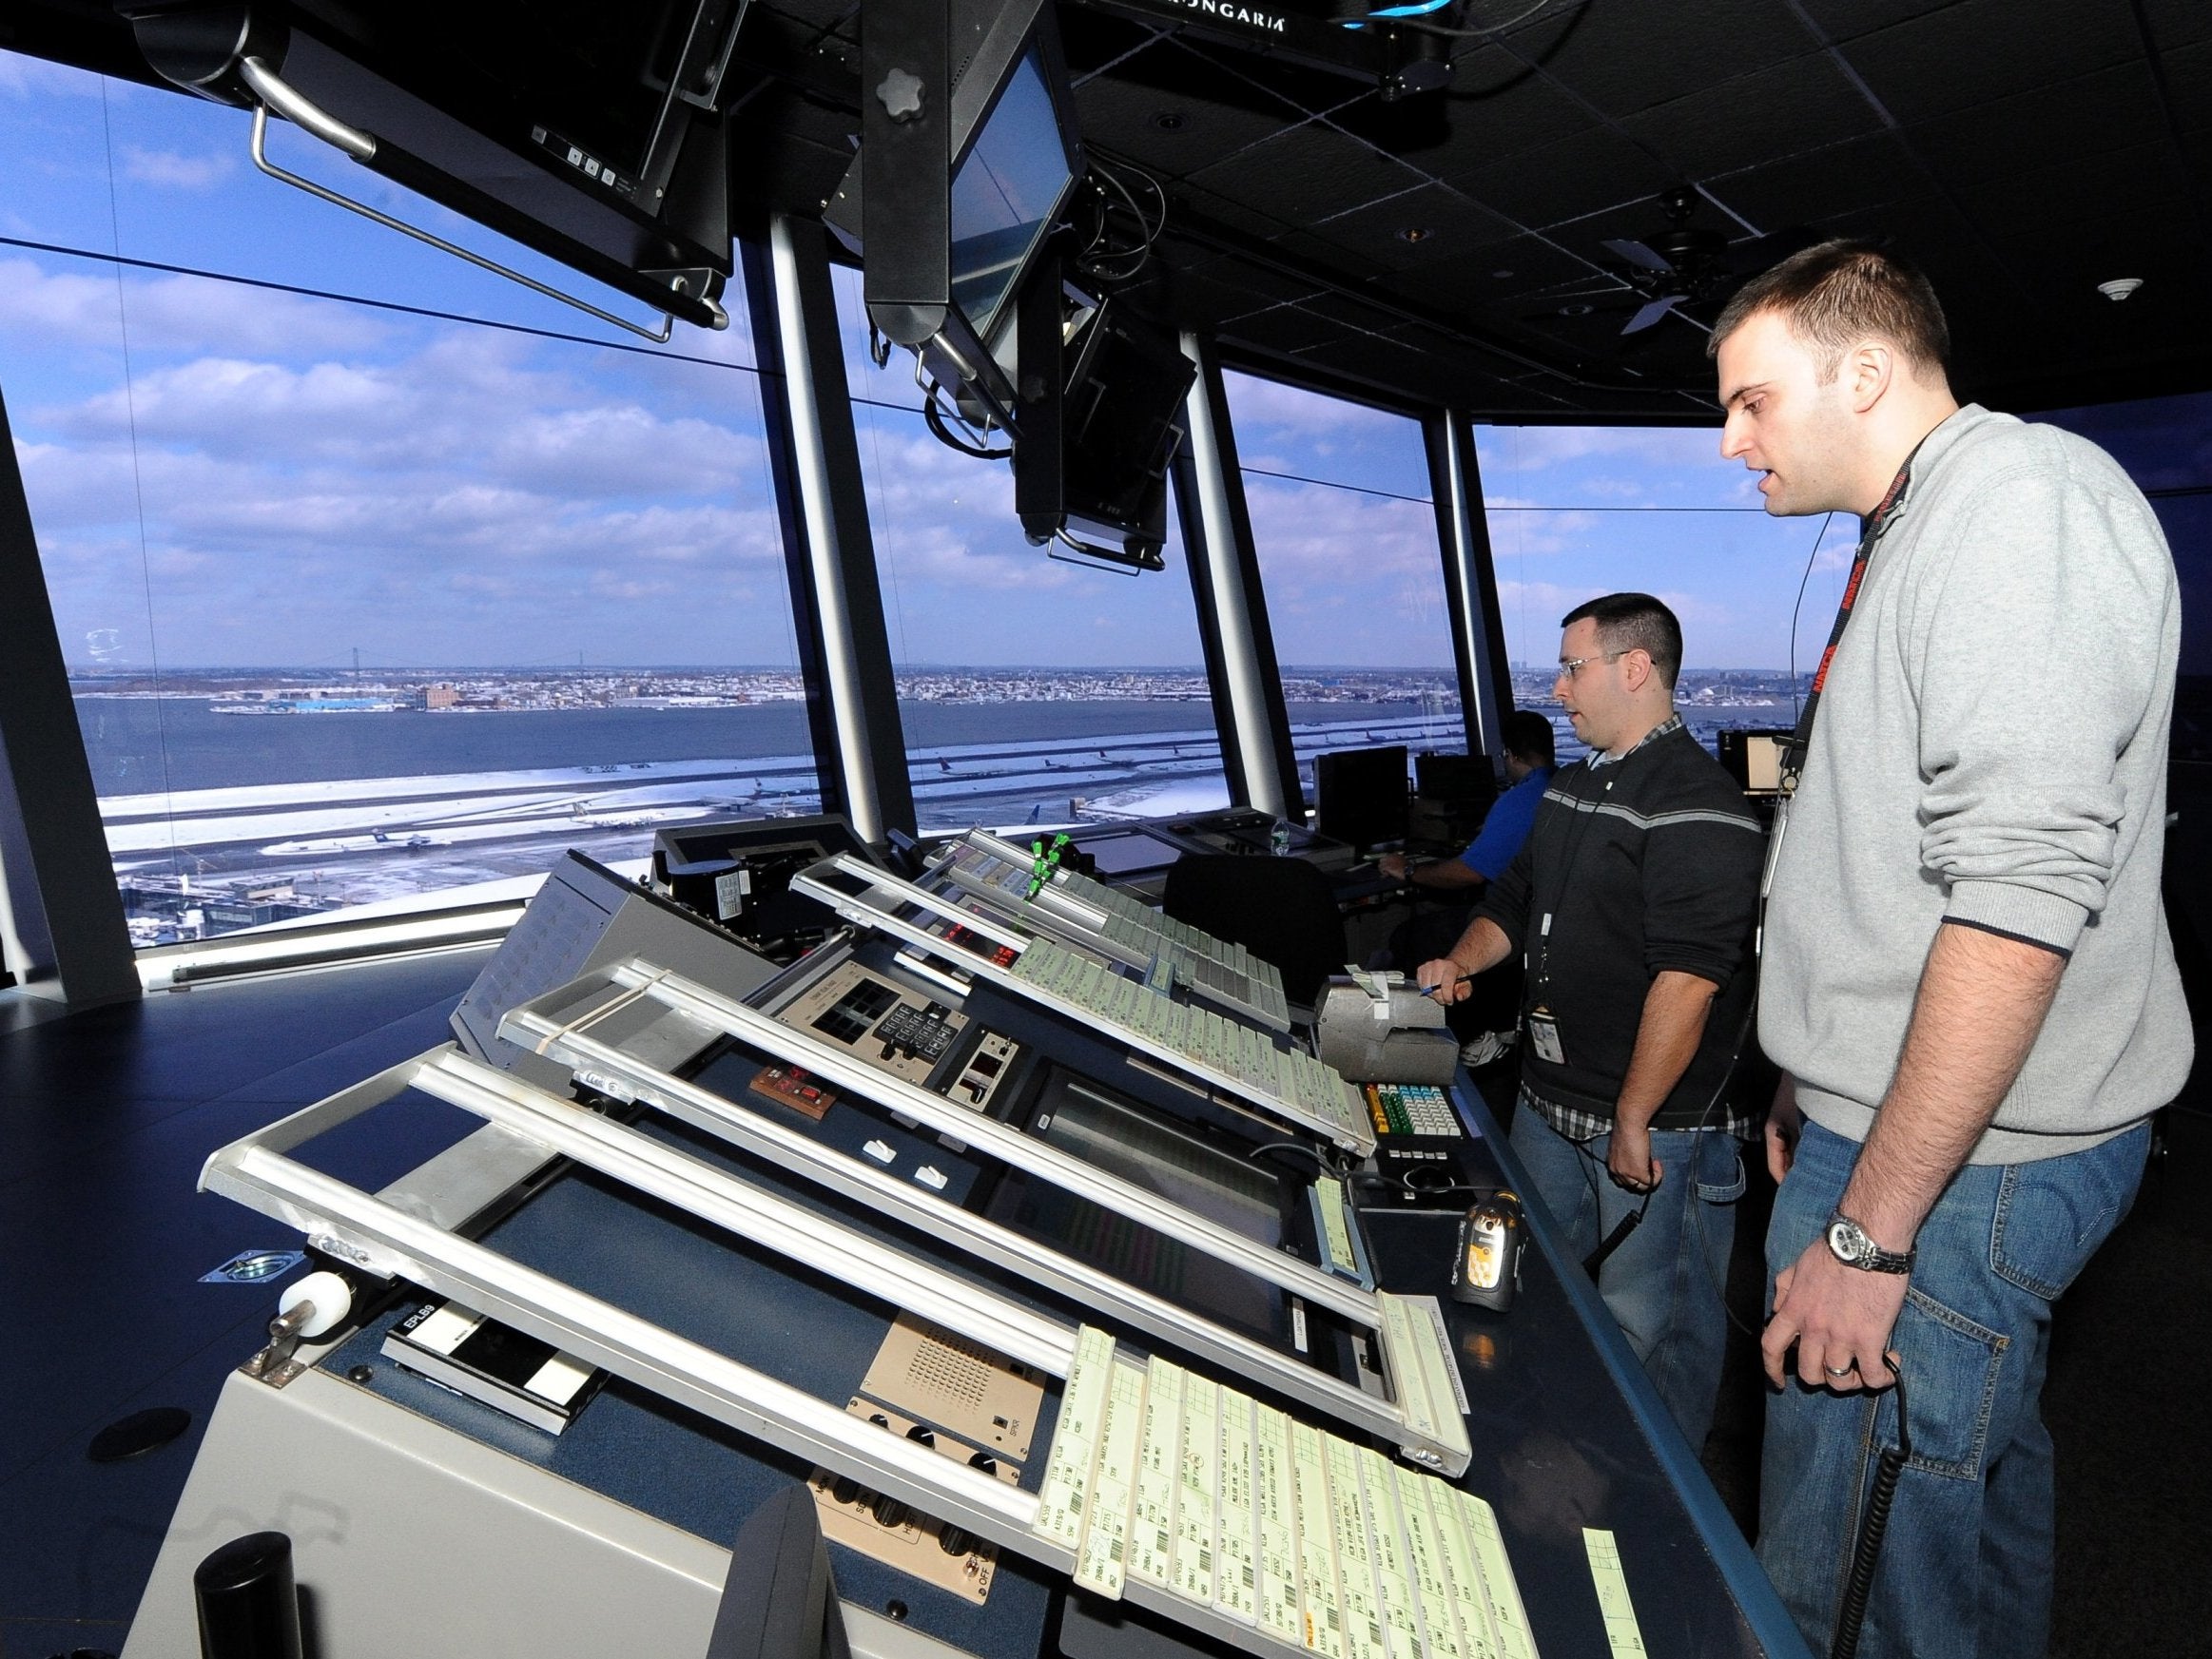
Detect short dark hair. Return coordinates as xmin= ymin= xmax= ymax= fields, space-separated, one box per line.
xmin=1561 ymin=592 xmax=1683 ymax=691
xmin=1708 ymin=239 xmax=1950 ymax=383
xmin=1503 ymin=708 xmax=1555 ymax=767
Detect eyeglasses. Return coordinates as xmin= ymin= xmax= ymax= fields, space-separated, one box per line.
xmin=1555 ymin=650 xmax=1629 ymax=681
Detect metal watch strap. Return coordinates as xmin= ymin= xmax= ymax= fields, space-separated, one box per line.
xmin=1828 ymin=1213 xmax=1914 ymax=1274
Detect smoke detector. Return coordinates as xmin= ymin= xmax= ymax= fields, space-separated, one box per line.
xmin=2097 ymin=278 xmax=2144 ymax=302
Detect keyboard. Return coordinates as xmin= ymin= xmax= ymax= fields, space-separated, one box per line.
xmin=1367 ymin=1085 xmax=1463 ymax=1141
xmin=1035 ymin=1327 xmax=1536 ymax=1659
xmin=946 ymin=839 xmax=1291 ymax=1029
xmin=1010 ymin=938 xmax=1363 ymax=1145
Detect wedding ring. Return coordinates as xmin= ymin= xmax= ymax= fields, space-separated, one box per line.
xmin=1824 ymin=1363 xmax=1854 ymax=1379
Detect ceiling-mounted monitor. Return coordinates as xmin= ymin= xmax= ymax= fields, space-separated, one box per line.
xmin=124 ymin=0 xmax=747 ymax=334
xmin=1014 ymin=292 xmax=1194 ymax=570
xmin=824 ymin=0 xmax=1084 ymax=433
xmin=944 ymin=40 xmax=1080 ymax=344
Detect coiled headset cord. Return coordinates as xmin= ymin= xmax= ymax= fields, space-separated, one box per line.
xmin=1830 ymin=1352 xmax=1912 ymax=1659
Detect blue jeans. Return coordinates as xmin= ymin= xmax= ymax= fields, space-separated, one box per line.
xmin=1756 ymin=1117 xmax=2151 ymax=1659
xmin=1510 ymin=1110 xmax=1745 ymax=1452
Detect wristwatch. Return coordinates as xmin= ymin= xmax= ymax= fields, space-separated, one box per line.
xmin=1825 ymin=1213 xmax=1914 ymax=1274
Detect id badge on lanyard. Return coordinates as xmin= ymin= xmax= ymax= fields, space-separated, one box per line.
xmin=1526 ymin=1005 xmax=1565 ymax=1066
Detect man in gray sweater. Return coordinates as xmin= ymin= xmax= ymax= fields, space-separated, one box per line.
xmin=1712 ymin=241 xmax=2188 ymax=1659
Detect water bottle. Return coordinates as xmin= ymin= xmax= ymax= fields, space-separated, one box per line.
xmin=1269 ymin=817 xmax=1290 ymax=856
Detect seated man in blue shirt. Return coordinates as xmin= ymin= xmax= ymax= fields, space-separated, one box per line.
xmin=1377 ymin=711 xmax=1557 ymax=1057
xmin=1379 ymin=709 xmax=1557 ymax=894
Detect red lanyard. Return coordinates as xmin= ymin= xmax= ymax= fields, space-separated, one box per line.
xmin=1779 ymin=439 xmax=1929 ymax=794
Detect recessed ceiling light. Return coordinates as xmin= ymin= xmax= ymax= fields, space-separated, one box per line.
xmin=2097 ymin=277 xmax=2144 ymax=301
xmin=1491 ymin=269 xmax=1515 ymax=280
xmin=1396 ymin=226 xmax=1432 ymax=244
xmin=1150 ymin=110 xmax=1187 ymax=131
xmin=1560 ymin=302 xmax=1593 ymax=317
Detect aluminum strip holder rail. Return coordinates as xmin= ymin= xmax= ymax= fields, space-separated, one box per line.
xmin=936 ymin=832 xmax=1292 ymax=1032
xmin=198 ymin=1054 xmax=1466 ymax=1659
xmin=507 ymin=961 xmax=1368 ymax=1322
xmin=197 ymin=1059 xmax=1035 ymax=1552
xmin=498 ymin=962 xmax=1469 ymax=1476
xmin=789 ymin=856 xmax=1373 ymax=1155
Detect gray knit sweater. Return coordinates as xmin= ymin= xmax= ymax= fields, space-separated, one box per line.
xmin=1760 ymin=404 xmax=2192 ymax=1164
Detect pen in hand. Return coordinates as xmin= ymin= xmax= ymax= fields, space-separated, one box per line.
xmin=1422 ymin=972 xmax=1478 ymax=998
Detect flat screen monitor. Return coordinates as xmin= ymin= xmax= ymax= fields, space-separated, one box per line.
xmin=949 ymin=43 xmax=1078 ymax=341
xmin=437 ymin=0 xmax=743 ymax=203
xmin=1032 ymin=302 xmax=1194 ymax=564
xmin=1415 ymin=751 xmax=1497 ymax=812
xmin=1314 ymin=744 xmax=1410 ymax=857
xmin=1077 ymin=826 xmax=1190 ymax=878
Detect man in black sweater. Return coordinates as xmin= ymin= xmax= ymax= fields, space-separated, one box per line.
xmin=1419 ymin=593 xmax=1763 ymax=1449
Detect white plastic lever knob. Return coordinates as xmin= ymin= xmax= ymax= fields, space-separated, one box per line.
xmin=277 ymin=1270 xmax=353 ymax=1340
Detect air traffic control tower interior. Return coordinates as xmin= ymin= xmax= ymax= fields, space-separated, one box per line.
xmin=0 ymin=3 xmax=2208 ymax=1657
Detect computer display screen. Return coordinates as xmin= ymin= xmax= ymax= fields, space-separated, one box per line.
xmin=1078 ymin=827 xmax=1190 ymax=877
xmin=948 ymin=44 xmax=1077 ymax=338
xmin=1314 ymin=744 xmax=1411 ymax=856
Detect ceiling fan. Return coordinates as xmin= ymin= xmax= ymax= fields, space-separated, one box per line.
xmin=1577 ymin=187 xmax=1815 ymax=336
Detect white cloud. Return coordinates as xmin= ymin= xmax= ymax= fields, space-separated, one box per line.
xmin=1484 ymin=425 xmax=1723 ymax=472
xmin=0 ymin=51 xmax=104 ymax=100
xmin=122 ymin=145 xmax=232 ymax=190
xmin=1221 ymin=370 xmax=1408 ymax=438
xmin=0 ymin=259 xmax=387 ymax=355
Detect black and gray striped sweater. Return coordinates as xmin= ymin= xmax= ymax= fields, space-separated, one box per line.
xmin=1474 ymin=721 xmax=1765 ymax=1130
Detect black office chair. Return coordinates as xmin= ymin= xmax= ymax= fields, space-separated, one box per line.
xmin=1161 ymin=855 xmax=1348 ymax=1012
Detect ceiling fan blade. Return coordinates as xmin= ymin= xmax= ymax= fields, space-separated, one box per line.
xmin=1620 ymin=294 xmax=1683 ymax=335
xmin=1602 ymin=238 xmax=1676 ymax=274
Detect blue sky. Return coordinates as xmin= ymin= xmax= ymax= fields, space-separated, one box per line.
xmin=0 ymin=48 xmax=1851 ymax=674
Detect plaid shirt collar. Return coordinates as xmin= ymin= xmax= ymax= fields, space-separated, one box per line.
xmin=1584 ymin=711 xmax=1682 ymax=769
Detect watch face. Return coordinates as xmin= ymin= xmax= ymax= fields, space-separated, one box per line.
xmin=1827 ymin=1218 xmax=1865 ymax=1263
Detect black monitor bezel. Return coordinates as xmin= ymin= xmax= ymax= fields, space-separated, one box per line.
xmin=1313 ymin=743 xmax=1413 ymax=856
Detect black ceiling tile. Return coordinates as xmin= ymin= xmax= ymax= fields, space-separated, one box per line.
xmin=1260 ymin=229 xmax=1388 ymax=289
xmin=1702 ymin=132 xmax=1931 ymax=236
xmin=1983 ymin=217 xmax=2212 ymax=307
xmin=1444 ymin=125 xmax=1678 ymax=229
xmin=1297 ymin=289 xmax=1420 ymax=341
xmin=1446 ymin=43 xmax=1595 ymax=134
xmin=1185 ymin=120 xmax=1439 ymax=223
xmin=1386 ymin=44 xmax=1594 ymax=168
xmin=1072 ymin=53 xmax=1315 ymax=179
xmin=2163 ymin=38 xmax=2212 ymax=128
xmin=1161 ymin=253 xmax=1334 ymax=318
xmin=1321 ymin=88 xmax=1461 ymax=167
xmin=1618 ymin=55 xmax=1885 ymax=182
xmin=1793 ymin=0 xmax=1964 ymax=44
xmin=1168 ymin=180 xmax=1301 ymax=242
xmin=1908 ymin=62 xmax=2168 ymax=184
xmin=1155 ymin=29 xmax=1385 ymax=125
xmin=1302 ymin=183 xmax=1520 ymax=271
xmin=1402 ymin=233 xmax=1614 ymax=302
xmin=1837 ymin=0 xmax=2145 ymax=126
xmin=1217 ymin=300 xmax=1354 ymax=356
xmin=1220 ymin=277 xmax=1407 ymax=338
xmin=1279 ymin=335 xmax=1461 ymax=401
xmin=1058 ymin=6 xmax=1175 ymax=77
xmin=1504 ymin=0 xmax=1819 ymax=121
xmin=2143 ymin=0 xmax=2212 ymax=49
xmin=1964 ymin=142 xmax=2196 ymax=240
